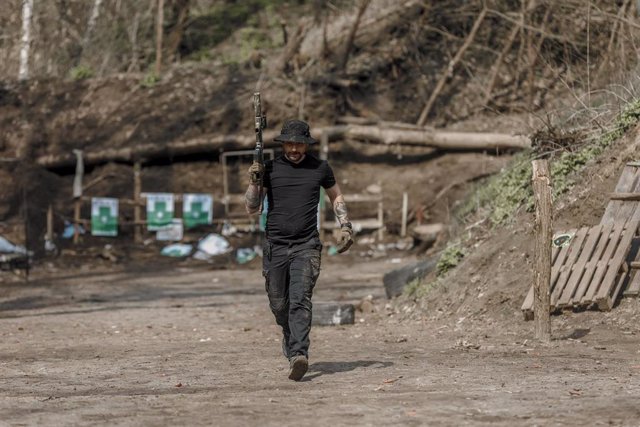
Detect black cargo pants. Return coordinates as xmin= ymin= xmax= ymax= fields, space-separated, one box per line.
xmin=263 ymin=236 xmax=322 ymax=358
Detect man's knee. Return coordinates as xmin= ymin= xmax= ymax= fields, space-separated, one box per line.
xmin=269 ymin=296 xmax=287 ymax=315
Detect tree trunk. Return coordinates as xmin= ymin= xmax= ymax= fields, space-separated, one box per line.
xmin=83 ymin=0 xmax=103 ymax=48
xmin=155 ymin=0 xmax=165 ymax=75
xmin=339 ymin=0 xmax=371 ymax=72
xmin=417 ymin=6 xmax=487 ymax=126
xmin=19 ymin=0 xmax=34 ymax=81
xmin=164 ymin=0 xmax=191 ymax=63
xmin=35 ymin=125 xmax=530 ymax=169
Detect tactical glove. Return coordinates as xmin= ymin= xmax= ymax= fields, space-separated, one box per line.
xmin=336 ymin=222 xmax=354 ymax=254
xmin=248 ymin=161 xmax=264 ymax=185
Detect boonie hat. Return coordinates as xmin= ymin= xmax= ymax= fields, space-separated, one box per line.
xmin=273 ymin=119 xmax=317 ymax=144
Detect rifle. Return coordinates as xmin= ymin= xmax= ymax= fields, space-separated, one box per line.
xmin=253 ymin=92 xmax=267 ymax=213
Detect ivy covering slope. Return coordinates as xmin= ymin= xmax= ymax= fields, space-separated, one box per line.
xmin=460 ymin=98 xmax=640 ymax=226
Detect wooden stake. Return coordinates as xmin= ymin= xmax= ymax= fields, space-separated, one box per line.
xmin=532 ymin=159 xmax=552 ymax=343
xmin=401 ymin=192 xmax=408 ymax=237
xmin=134 ymin=161 xmax=142 ymax=243
xmin=46 ymin=204 xmax=53 ymax=243
xmin=73 ymin=198 xmax=81 ymax=244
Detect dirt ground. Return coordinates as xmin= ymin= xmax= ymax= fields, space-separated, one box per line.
xmin=2 ymin=253 xmax=640 ymax=427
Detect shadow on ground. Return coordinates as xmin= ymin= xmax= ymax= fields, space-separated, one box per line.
xmin=303 ymin=360 xmax=393 ymax=381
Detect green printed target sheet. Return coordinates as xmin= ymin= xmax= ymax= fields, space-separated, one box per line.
xmin=91 ymin=197 xmax=119 ymax=237
xmin=183 ymin=194 xmax=213 ymax=229
xmin=146 ymin=193 xmax=175 ymax=231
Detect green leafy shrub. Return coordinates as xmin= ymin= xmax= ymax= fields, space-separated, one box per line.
xmin=140 ymin=73 xmax=160 ymax=88
xmin=436 ymin=244 xmax=466 ymax=277
xmin=69 ymin=65 xmax=94 ymax=80
xmin=459 ymin=97 xmax=640 ymax=225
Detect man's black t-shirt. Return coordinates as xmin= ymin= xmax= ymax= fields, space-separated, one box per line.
xmin=263 ymin=153 xmax=336 ymax=243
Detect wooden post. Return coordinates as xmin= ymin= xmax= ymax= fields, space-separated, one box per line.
xmin=133 ymin=161 xmax=142 ymax=243
xmin=46 ymin=204 xmax=53 ymax=243
xmin=72 ymin=150 xmax=84 ymax=244
xmin=401 ymin=192 xmax=408 ymax=237
xmin=377 ymin=196 xmax=384 ymax=241
xmin=532 ymin=159 xmax=552 ymax=343
xmin=73 ymin=199 xmax=81 ymax=244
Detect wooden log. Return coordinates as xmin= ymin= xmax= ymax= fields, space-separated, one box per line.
xmin=340 ymin=125 xmax=531 ymax=150
xmin=35 ymin=126 xmax=531 ymax=169
xmin=312 ymin=303 xmax=355 ymax=326
xmin=532 ymin=159 xmax=552 ymax=343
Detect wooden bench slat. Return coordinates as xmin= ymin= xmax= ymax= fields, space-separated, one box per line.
xmin=596 ymin=219 xmax=640 ymax=309
xmin=571 ymin=223 xmax=614 ymax=306
xmin=551 ymin=228 xmax=588 ymax=306
xmin=557 ymin=225 xmax=604 ymax=308
xmin=580 ymin=222 xmax=626 ymax=305
xmin=601 ymin=165 xmax=640 ymax=225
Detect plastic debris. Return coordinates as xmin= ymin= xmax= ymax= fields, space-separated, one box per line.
xmin=62 ymin=221 xmax=85 ymax=239
xmin=160 ymin=243 xmax=193 ymax=257
xmin=192 ymin=233 xmax=231 ymax=260
xmin=0 ymin=236 xmax=27 ymax=254
xmin=236 ymin=247 xmax=257 ymax=264
xmin=220 ymin=221 xmax=237 ymax=237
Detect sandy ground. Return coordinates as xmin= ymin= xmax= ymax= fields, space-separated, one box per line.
xmin=2 ymin=256 xmax=640 ymax=427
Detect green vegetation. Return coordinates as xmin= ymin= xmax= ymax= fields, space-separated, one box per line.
xmin=459 ymin=97 xmax=640 ymax=226
xmin=140 ymin=72 xmax=160 ymax=88
xmin=436 ymin=243 xmax=466 ymax=277
xmin=69 ymin=65 xmax=94 ymax=80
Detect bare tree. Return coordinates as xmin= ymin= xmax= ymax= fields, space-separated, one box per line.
xmin=82 ymin=0 xmax=103 ymax=48
xmin=19 ymin=0 xmax=34 ymax=80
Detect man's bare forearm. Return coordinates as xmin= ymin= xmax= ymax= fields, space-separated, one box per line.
xmin=245 ymin=184 xmax=261 ymax=214
xmin=333 ymin=195 xmax=350 ymax=226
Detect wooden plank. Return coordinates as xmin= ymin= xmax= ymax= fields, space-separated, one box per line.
xmin=596 ymin=219 xmax=639 ymax=309
xmin=601 ymin=165 xmax=639 ymax=224
xmin=549 ymin=230 xmax=576 ymax=285
xmin=623 ymin=270 xmax=640 ymax=296
xmin=611 ymin=169 xmax=640 ymax=223
xmin=580 ymin=223 xmax=626 ymax=305
xmin=521 ymin=286 xmax=534 ymax=315
xmin=522 ymin=228 xmax=575 ymax=315
xmin=551 ymin=228 xmax=588 ymax=306
xmin=610 ymin=192 xmax=640 ymax=201
xmin=571 ymin=223 xmax=614 ymax=306
xmin=609 ymin=272 xmax=630 ymax=308
xmin=557 ymin=225 xmax=603 ymax=307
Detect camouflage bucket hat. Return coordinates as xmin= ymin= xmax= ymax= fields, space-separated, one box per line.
xmin=273 ymin=119 xmax=317 ymax=144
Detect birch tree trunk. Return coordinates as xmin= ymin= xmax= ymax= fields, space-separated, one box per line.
xmin=155 ymin=0 xmax=165 ymax=75
xmin=19 ymin=0 xmax=34 ymax=81
xmin=83 ymin=0 xmax=103 ymax=48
